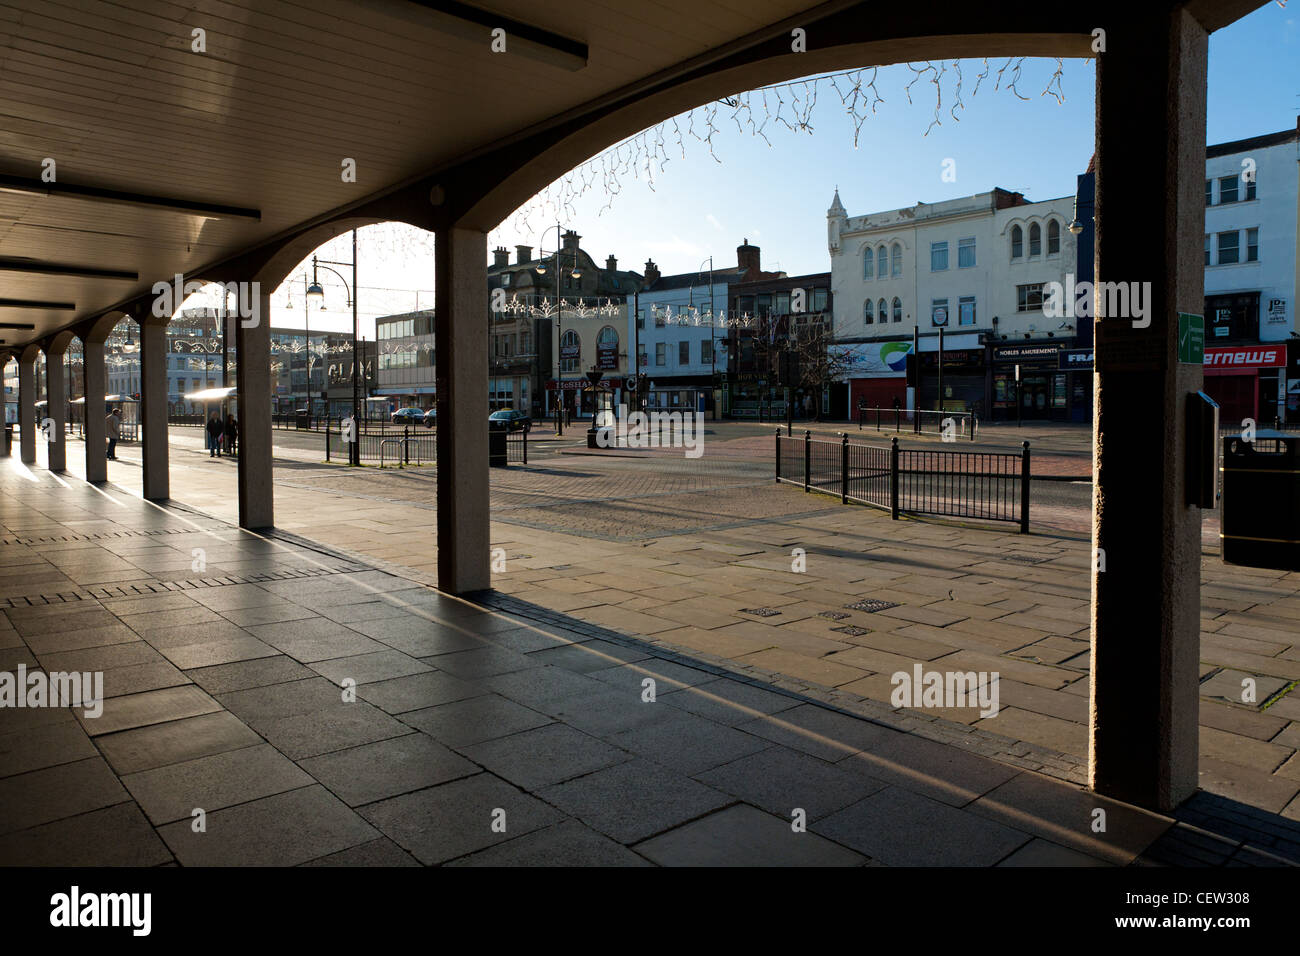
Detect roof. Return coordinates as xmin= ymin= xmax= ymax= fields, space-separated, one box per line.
xmin=1206 ymin=121 xmax=1300 ymax=159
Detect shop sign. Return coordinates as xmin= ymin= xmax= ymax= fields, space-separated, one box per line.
xmin=1203 ymin=345 xmax=1285 ymax=370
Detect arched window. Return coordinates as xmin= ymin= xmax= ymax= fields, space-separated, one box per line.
xmin=877 ymin=246 xmax=888 ymax=279
xmin=863 ymin=250 xmax=873 ymax=280
xmin=596 ymin=326 xmax=618 ymax=368
xmin=892 ymin=297 xmax=903 ymax=323
xmin=1047 ymin=219 xmax=1061 ymax=255
xmin=560 ymin=329 xmax=580 ymax=373
xmin=891 ymin=243 xmax=902 ymax=277
xmin=879 ymin=299 xmax=888 ymax=324
xmin=1011 ymin=225 xmax=1023 ymax=258
xmin=1029 ymin=222 xmax=1041 ymax=256
xmin=864 ymin=300 xmax=874 ymax=325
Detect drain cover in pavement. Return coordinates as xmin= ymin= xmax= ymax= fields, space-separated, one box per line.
xmin=818 ymin=610 xmax=851 ymax=621
xmin=739 ymin=607 xmax=782 ymax=618
xmin=831 ymin=625 xmax=872 ymax=637
xmin=1004 ymin=555 xmax=1049 ymax=565
xmin=844 ymin=599 xmax=900 ymax=613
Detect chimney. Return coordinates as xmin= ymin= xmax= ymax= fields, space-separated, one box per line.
xmin=561 ymin=230 xmax=581 ymax=251
xmin=492 ymin=247 xmax=509 ymax=268
xmin=605 ymin=254 xmax=618 ymax=272
xmin=643 ymin=259 xmax=660 ymax=286
xmin=515 ymin=245 xmax=532 ymax=265
xmin=736 ymin=238 xmax=760 ymax=276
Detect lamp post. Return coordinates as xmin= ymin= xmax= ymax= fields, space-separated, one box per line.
xmin=306 ymin=230 xmax=359 ymax=464
xmin=534 ymin=222 xmax=582 ymax=434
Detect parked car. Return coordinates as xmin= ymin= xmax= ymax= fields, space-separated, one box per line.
xmin=489 ymin=409 xmax=531 ymax=432
xmin=392 ymin=407 xmax=425 ymax=425
xmin=422 ymin=408 xmax=437 ymax=428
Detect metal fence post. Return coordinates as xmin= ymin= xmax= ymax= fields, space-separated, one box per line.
xmin=523 ymin=429 xmax=528 ymax=465
xmin=840 ymin=433 xmax=849 ymax=503
xmin=325 ymin=417 xmax=331 ymax=462
xmin=774 ymin=428 xmax=781 ymax=481
xmin=1020 ymin=440 xmax=1031 ymax=534
xmin=803 ymin=429 xmax=811 ymax=493
xmin=971 ymin=411 xmax=977 ymax=441
xmin=403 ymin=425 xmax=410 ymax=464
xmin=890 ymin=436 xmax=900 ymax=520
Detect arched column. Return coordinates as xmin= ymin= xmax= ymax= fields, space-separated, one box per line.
xmin=82 ymin=327 xmax=109 ymax=483
xmin=44 ymin=334 xmax=73 ymax=473
xmin=18 ymin=345 xmax=38 ymax=464
xmin=1089 ymin=6 xmax=1208 ymax=811
xmin=236 ymin=287 xmax=273 ymax=529
xmin=140 ymin=315 xmax=170 ymax=500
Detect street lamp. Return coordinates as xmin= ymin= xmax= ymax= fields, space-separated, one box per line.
xmin=307 ymin=232 xmax=360 ymax=464
xmin=535 ymin=222 xmax=582 ymax=434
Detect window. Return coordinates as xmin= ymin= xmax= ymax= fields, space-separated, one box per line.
xmin=636 ymin=309 xmax=645 ymax=330
xmin=1246 ymin=227 xmax=1258 ymax=262
xmin=930 ymin=241 xmax=949 ymax=272
xmin=520 ymin=331 xmax=531 ymax=354
xmin=501 ymin=273 xmax=511 ymax=288
xmin=1245 ymin=177 xmax=1256 ymax=201
xmin=560 ymin=329 xmax=580 ymax=372
xmin=1205 ymin=180 xmax=1213 ymax=206
xmin=1217 ymin=231 xmax=1239 ymax=265
xmin=1017 ymin=283 xmax=1045 ymax=312
xmin=1011 ymin=225 xmax=1023 ymax=258
xmin=892 ymin=297 xmax=902 ymax=323
xmin=1204 ymin=234 xmax=1211 ymax=266
xmin=891 ymin=243 xmax=902 ymax=277
xmin=655 ymin=343 xmax=666 ymax=366
xmin=879 ymin=299 xmax=888 ymax=325
xmin=877 ymin=247 xmax=888 ymax=279
xmin=931 ymin=298 xmax=949 ymax=327
xmin=958 ymin=237 xmax=976 ymax=268
xmin=864 ymin=300 xmax=874 ymax=325
xmin=679 ymin=341 xmax=689 ymax=365
xmin=1047 ymin=220 xmax=1060 ymax=255
xmin=773 ymin=292 xmax=790 ymax=314
xmin=701 ymin=339 xmax=713 ymax=364
xmin=654 ymin=309 xmax=665 ymax=328
xmin=959 ymin=296 xmax=976 ymax=326
xmin=1218 ymin=175 xmax=1238 ymax=204
xmin=1029 ymin=222 xmax=1041 ymax=256
xmin=813 ymin=288 xmax=828 ymax=312
xmin=863 ymin=251 xmax=873 ymax=280
xmin=637 ymin=344 xmax=647 ymax=368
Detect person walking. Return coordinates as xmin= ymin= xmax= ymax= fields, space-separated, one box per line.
xmin=206 ymin=412 xmax=223 ymax=457
xmin=105 ymin=406 xmax=121 ymax=460
xmin=224 ymin=413 xmax=239 ymax=457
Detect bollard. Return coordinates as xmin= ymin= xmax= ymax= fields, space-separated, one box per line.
xmin=1020 ymin=440 xmax=1031 ymax=534
xmin=803 ymin=429 xmax=811 ymax=493
xmin=840 ymin=433 xmax=849 ymax=504
xmin=890 ymin=436 xmax=900 ymax=520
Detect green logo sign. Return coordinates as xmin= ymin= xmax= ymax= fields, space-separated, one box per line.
xmin=1178 ymin=313 xmax=1204 ymax=365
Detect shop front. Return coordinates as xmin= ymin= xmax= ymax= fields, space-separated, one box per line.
xmin=1202 ymin=343 xmax=1287 ymax=425
xmin=839 ymin=340 xmax=912 ymax=414
xmin=917 ymin=347 xmax=985 ymax=415
xmin=989 ymin=342 xmax=1078 ymax=422
xmin=547 ymin=376 xmax=626 ymax=417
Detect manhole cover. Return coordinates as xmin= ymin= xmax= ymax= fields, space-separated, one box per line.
xmin=739 ymin=607 xmax=782 ymax=618
xmin=818 ymin=610 xmax=850 ymax=621
xmin=843 ymin=599 xmax=899 ymax=613
xmin=831 ymin=625 xmax=871 ymax=637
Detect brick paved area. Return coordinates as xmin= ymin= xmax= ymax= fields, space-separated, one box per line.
xmin=16 ymin=428 xmax=1300 ymax=862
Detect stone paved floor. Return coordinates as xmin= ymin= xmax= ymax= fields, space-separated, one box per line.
xmin=6 ymin=434 xmax=1299 ymax=865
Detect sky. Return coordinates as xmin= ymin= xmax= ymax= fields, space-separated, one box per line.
xmin=257 ymin=3 xmax=1300 ymax=338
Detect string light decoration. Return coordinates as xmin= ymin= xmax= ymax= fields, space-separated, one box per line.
xmin=497 ymin=57 xmax=1074 ymax=240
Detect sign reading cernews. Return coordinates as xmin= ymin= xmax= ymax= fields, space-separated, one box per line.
xmin=1203 ymin=345 xmax=1286 ymax=370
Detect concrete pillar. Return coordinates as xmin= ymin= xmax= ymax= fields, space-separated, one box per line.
xmin=435 ymin=226 xmax=490 ymax=593
xmin=18 ymin=350 xmax=36 ymax=464
xmin=140 ymin=319 xmax=169 ymax=500
xmin=1089 ymin=7 xmax=1207 ymax=811
xmin=236 ymin=289 xmax=273 ymax=529
xmin=83 ymin=339 xmax=107 ymax=482
xmin=45 ymin=346 xmax=67 ymax=472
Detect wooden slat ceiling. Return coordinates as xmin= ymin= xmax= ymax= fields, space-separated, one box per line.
xmin=0 ymin=0 xmax=818 ymax=345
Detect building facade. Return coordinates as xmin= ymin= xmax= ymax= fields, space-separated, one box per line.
xmin=374 ymin=309 xmax=436 ymax=412
xmin=829 ymin=186 xmax=1083 ymax=421
xmin=1202 ymin=122 xmax=1299 ymax=424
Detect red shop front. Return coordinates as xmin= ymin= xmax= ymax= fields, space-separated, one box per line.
xmin=1202 ymin=344 xmax=1286 ymax=424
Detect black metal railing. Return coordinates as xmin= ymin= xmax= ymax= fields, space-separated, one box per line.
xmin=324 ymin=421 xmax=436 ymax=464
xmin=506 ymin=430 xmax=528 ymax=464
xmin=856 ymin=406 xmax=977 ymax=440
xmin=776 ymin=429 xmax=1028 ymax=532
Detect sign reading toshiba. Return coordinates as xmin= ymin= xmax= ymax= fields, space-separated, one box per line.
xmin=1203 ymin=345 xmax=1286 ymax=370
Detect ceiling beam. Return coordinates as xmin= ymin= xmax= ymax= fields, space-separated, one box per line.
xmin=0 ymin=258 xmax=138 ymax=281
xmin=0 ymin=175 xmax=261 ymax=221
xmin=0 ymin=305 xmax=72 ymax=315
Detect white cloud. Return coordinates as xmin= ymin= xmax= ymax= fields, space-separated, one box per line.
xmin=706 ymin=213 xmax=723 ymax=231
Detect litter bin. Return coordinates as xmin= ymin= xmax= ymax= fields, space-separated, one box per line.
xmin=1221 ymin=430 xmax=1300 ymax=570
xmin=295 ymin=409 xmax=310 ymax=430
xmin=2 ymin=425 xmax=11 ymax=457
xmin=488 ymin=429 xmax=507 ymax=467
